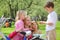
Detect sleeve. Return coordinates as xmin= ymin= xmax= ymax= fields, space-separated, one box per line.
xmin=47 ymin=13 xmax=57 ymax=24
xmin=15 ymin=21 xmax=24 ymax=32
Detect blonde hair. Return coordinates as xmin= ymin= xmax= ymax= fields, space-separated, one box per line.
xmin=24 ymin=16 xmax=30 ymax=24
xmin=15 ymin=10 xmax=27 ymax=22
xmin=24 ymin=15 xmax=31 ymax=28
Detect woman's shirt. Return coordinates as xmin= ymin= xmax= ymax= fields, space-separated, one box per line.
xmin=33 ymin=30 xmax=42 ymax=34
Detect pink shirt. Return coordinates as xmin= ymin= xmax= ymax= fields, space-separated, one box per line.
xmin=23 ymin=28 xmax=30 ymax=31
xmin=15 ymin=20 xmax=24 ymax=31
xmin=15 ymin=20 xmax=30 ymax=32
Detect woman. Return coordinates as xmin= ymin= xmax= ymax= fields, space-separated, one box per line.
xmin=12 ymin=16 xmax=32 ymax=40
xmin=24 ymin=16 xmax=33 ymax=40
xmin=24 ymin=16 xmax=32 ymax=37
xmin=31 ymin=21 xmax=42 ymax=34
xmin=30 ymin=21 xmax=43 ymax=40
xmin=12 ymin=10 xmax=27 ymax=40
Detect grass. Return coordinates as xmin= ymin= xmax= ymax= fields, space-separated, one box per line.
xmin=0 ymin=21 xmax=60 ymax=40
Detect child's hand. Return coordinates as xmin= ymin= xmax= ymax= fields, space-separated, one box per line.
xmin=40 ymin=21 xmax=45 ymax=24
xmin=29 ymin=28 xmax=33 ymax=30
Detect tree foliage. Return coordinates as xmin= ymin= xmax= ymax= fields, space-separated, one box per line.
xmin=0 ymin=0 xmax=60 ymax=20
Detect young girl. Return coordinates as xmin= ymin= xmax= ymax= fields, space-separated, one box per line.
xmin=15 ymin=10 xmax=27 ymax=32
xmin=9 ymin=10 xmax=27 ymax=40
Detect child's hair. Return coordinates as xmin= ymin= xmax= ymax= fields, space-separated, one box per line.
xmin=15 ymin=10 xmax=27 ymax=22
xmin=44 ymin=2 xmax=54 ymax=8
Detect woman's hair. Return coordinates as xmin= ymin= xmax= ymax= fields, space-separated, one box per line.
xmin=24 ymin=16 xmax=30 ymax=26
xmin=15 ymin=10 xmax=27 ymax=22
xmin=31 ymin=21 xmax=37 ymax=26
xmin=31 ymin=21 xmax=38 ymax=31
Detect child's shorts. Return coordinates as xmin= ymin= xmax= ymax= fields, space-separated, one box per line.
xmin=46 ymin=29 xmax=56 ymax=40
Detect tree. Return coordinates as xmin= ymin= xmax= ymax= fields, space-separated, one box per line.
xmin=0 ymin=0 xmax=60 ymax=21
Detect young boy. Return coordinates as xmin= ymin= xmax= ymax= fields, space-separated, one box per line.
xmin=40 ymin=2 xmax=57 ymax=40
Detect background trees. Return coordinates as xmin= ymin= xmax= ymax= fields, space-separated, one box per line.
xmin=0 ymin=0 xmax=60 ymax=21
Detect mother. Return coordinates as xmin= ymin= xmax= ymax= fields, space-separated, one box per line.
xmin=12 ymin=16 xmax=31 ymax=40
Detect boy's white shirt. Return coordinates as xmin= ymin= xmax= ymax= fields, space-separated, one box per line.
xmin=46 ymin=11 xmax=57 ymax=31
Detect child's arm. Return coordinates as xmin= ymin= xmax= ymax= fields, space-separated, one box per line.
xmin=15 ymin=21 xmax=24 ymax=32
xmin=40 ymin=21 xmax=53 ymax=26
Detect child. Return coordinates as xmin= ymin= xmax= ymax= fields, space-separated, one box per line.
xmin=40 ymin=2 xmax=57 ymax=40
xmin=8 ymin=10 xmax=27 ymax=39
xmin=15 ymin=10 xmax=27 ymax=32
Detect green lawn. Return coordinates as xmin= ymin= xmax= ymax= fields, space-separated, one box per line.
xmin=1 ymin=21 xmax=60 ymax=40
